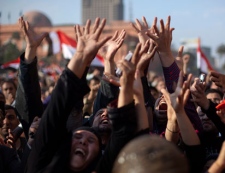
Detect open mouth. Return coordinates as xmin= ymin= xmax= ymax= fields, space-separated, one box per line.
xmin=101 ymin=119 xmax=109 ymax=125
xmin=74 ymin=148 xmax=86 ymax=157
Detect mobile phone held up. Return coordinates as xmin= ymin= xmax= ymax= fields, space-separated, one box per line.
xmin=199 ymin=73 xmax=206 ymax=83
xmin=116 ymin=51 xmax=133 ymax=77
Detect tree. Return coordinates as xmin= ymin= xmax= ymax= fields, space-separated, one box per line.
xmin=0 ymin=42 xmax=21 ymax=64
xmin=217 ymin=44 xmax=225 ymax=58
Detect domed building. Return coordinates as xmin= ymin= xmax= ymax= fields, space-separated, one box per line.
xmin=23 ymin=11 xmax=52 ymax=27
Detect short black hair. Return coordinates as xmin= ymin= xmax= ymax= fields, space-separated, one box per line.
xmin=205 ymin=89 xmax=223 ymax=99
xmin=4 ymin=105 xmax=19 ymax=119
xmin=0 ymin=79 xmax=17 ymax=90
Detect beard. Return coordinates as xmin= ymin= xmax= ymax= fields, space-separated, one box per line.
xmin=96 ymin=125 xmax=112 ymax=134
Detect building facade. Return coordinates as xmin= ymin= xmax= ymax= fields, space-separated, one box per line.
xmin=82 ymin=0 xmax=124 ymax=24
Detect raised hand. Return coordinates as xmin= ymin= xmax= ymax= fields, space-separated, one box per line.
xmin=163 ymin=73 xmax=201 ymax=146
xmin=74 ymin=18 xmax=111 ymax=65
xmin=208 ymin=141 xmax=225 ymax=172
xmin=104 ymin=30 xmax=126 ymax=74
xmin=162 ymin=72 xmax=191 ymax=143
xmin=175 ymin=46 xmax=184 ymax=71
xmin=161 ymin=72 xmax=192 ymax=113
xmin=131 ymin=16 xmax=151 ymax=45
xmin=146 ymin=16 xmax=175 ymax=67
xmin=18 ymin=17 xmax=47 ymax=63
xmin=117 ymin=43 xmax=146 ymax=107
xmin=133 ymin=70 xmax=143 ymax=97
xmin=105 ymin=30 xmax=126 ymax=61
xmin=69 ymin=18 xmax=111 ymax=78
xmin=209 ymin=71 xmax=225 ymax=92
xmin=183 ymin=54 xmax=190 ymax=65
xmin=146 ymin=16 xmax=174 ymax=53
xmin=190 ymin=78 xmax=209 ymax=110
xmin=136 ymin=40 xmax=157 ymax=76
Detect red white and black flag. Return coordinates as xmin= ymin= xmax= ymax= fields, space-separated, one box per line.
xmin=1 ymin=57 xmax=20 ymax=70
xmin=49 ymin=31 xmax=104 ymax=67
xmin=197 ymin=38 xmax=214 ymax=74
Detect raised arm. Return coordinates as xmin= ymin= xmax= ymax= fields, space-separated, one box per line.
xmin=130 ymin=16 xmax=156 ymax=46
xmin=15 ymin=17 xmax=47 ymax=133
xmin=26 ymin=18 xmax=110 ymax=173
xmin=162 ymin=72 xmax=205 ymax=173
xmin=162 ymin=72 xmax=200 ymax=145
xmin=191 ymin=77 xmax=225 ymax=137
xmin=146 ymin=16 xmax=175 ymax=67
xmin=208 ymin=141 xmax=225 ymax=173
xmin=92 ymin=30 xmax=125 ymax=115
xmin=104 ymin=30 xmax=126 ymax=75
xmin=96 ymin=42 xmax=147 ymax=173
xmin=210 ymin=71 xmax=225 ymax=93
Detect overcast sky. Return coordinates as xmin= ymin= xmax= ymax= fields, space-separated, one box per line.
xmin=1 ymin=0 xmax=225 ymax=57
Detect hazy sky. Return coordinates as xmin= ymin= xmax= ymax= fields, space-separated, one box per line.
xmin=1 ymin=0 xmax=225 ymax=57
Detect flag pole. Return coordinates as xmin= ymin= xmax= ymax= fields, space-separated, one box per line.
xmin=197 ymin=37 xmax=201 ymax=75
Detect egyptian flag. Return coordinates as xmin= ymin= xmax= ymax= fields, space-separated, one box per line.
xmin=197 ymin=38 xmax=214 ymax=74
xmin=49 ymin=31 xmax=104 ymax=67
xmin=1 ymin=57 xmax=20 ymax=70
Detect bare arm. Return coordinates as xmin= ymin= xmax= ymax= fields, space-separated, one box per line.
xmin=162 ymin=72 xmax=200 ymax=145
xmin=208 ymin=141 xmax=225 ymax=173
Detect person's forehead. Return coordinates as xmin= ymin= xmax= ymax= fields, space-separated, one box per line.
xmin=206 ymin=92 xmax=221 ymax=99
xmin=74 ymin=130 xmax=97 ymax=139
xmin=5 ymin=109 xmax=16 ymax=116
xmin=2 ymin=82 xmax=14 ymax=88
xmin=95 ymin=108 xmax=107 ymax=116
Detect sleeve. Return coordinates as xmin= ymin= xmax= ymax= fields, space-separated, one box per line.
xmin=163 ymin=62 xmax=203 ymax=133
xmin=15 ymin=53 xmax=43 ymax=129
xmin=162 ymin=61 xmax=180 ymax=93
xmin=201 ymin=100 xmax=225 ymax=139
xmin=0 ymin=145 xmax=23 ymax=173
xmin=141 ymin=76 xmax=155 ymax=109
xmin=26 ymin=67 xmax=90 ymax=173
xmin=93 ymin=79 xmax=119 ymax=116
xmin=96 ymin=101 xmax=137 ymax=173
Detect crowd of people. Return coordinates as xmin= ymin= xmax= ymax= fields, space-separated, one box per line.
xmin=0 ymin=15 xmax=225 ymax=173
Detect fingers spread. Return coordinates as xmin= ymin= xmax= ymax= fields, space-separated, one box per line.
xmin=178 ymin=46 xmax=184 ymax=58
xmin=159 ymin=19 xmax=165 ymax=34
xmin=130 ymin=22 xmax=139 ymax=33
xmin=142 ymin=16 xmax=148 ymax=28
xmin=97 ymin=36 xmax=112 ymax=48
xmin=132 ymin=43 xmax=142 ymax=65
xmin=94 ymin=18 xmax=106 ymax=40
xmin=112 ymin=30 xmax=119 ymax=41
xmin=92 ymin=18 xmax=100 ymax=34
xmin=84 ymin=19 xmax=91 ymax=35
xmin=165 ymin=16 xmax=171 ymax=31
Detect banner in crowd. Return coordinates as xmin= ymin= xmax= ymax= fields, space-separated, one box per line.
xmin=1 ymin=57 xmax=20 ymax=69
xmin=49 ymin=31 xmax=104 ymax=67
xmin=197 ymin=38 xmax=214 ymax=74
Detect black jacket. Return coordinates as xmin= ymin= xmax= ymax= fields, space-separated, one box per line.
xmin=25 ymin=67 xmax=90 ymax=173
xmin=0 ymin=145 xmax=23 ymax=173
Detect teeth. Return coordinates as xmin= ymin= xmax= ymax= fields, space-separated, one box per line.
xmin=75 ymin=148 xmax=85 ymax=156
xmin=102 ymin=120 xmax=108 ymax=124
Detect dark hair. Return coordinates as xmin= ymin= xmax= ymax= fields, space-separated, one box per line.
xmin=205 ymin=89 xmax=223 ymax=99
xmin=72 ymin=126 xmax=102 ymax=172
xmin=4 ymin=105 xmax=19 ymax=118
xmin=0 ymin=79 xmax=17 ymax=90
xmin=88 ymin=76 xmax=100 ymax=85
xmin=0 ymin=100 xmax=5 ymax=117
xmin=149 ymin=86 xmax=159 ymax=93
